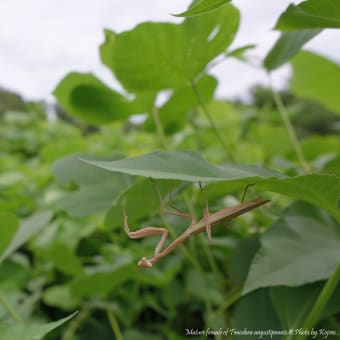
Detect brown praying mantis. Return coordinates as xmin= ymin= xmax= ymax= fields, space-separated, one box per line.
xmin=123 ymin=182 xmax=269 ymax=268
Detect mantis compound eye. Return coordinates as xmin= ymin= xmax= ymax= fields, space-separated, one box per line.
xmin=138 ymin=257 xmax=153 ymax=268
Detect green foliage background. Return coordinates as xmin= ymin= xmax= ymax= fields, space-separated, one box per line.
xmin=0 ymin=1 xmax=340 ymax=339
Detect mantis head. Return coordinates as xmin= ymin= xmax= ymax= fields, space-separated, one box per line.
xmin=138 ymin=256 xmax=153 ymax=268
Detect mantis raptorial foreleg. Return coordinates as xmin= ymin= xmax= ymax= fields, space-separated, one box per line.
xmin=123 ymin=208 xmax=168 ymax=267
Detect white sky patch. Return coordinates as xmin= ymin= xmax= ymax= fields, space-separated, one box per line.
xmin=0 ymin=0 xmax=339 ymax=101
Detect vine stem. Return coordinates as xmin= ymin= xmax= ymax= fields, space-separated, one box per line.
xmin=190 ymin=80 xmax=235 ymax=161
xmin=106 ymin=308 xmax=124 ymax=340
xmin=268 ymin=76 xmax=311 ymax=173
xmin=151 ymin=107 xmax=170 ymax=150
xmin=0 ymin=294 xmax=22 ymax=322
xmin=296 ymin=263 xmax=340 ymax=340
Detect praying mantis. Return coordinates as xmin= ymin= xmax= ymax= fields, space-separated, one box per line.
xmin=123 ymin=182 xmax=269 ymax=268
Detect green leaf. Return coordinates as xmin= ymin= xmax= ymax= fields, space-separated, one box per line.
xmin=226 ymin=44 xmax=256 ymax=61
xmin=172 ymin=0 xmax=231 ymax=17
xmin=301 ymin=136 xmax=340 ymax=161
xmin=84 ymin=154 xmax=339 ymax=220
xmin=0 ymin=211 xmax=52 ymax=264
xmin=229 ymin=239 xmax=260 ymax=284
xmin=70 ymin=256 xmax=136 ymax=297
xmin=234 ymin=289 xmax=281 ymax=339
xmin=0 ymin=212 xmax=19 ymax=257
xmin=36 ymin=242 xmax=83 ymax=275
xmin=256 ymin=174 xmax=340 ymax=221
xmin=264 ymin=29 xmax=321 ymax=70
xmin=53 ymin=72 xmax=133 ymax=124
xmin=144 ymin=75 xmax=217 ymax=133
xmin=105 ymin=179 xmax=175 ymax=229
xmin=275 ymin=0 xmax=340 ymax=30
xmin=101 ymin=4 xmax=239 ymax=91
xmin=243 ymin=202 xmax=340 ymax=295
xmin=290 ymin=51 xmax=340 ymax=115
xmin=270 ymin=283 xmax=340 ymax=330
xmin=0 ymin=256 xmax=31 ymax=292
xmin=43 ymin=285 xmax=80 ymax=310
xmin=53 ymin=154 xmax=133 ymax=216
xmin=0 ymin=312 xmax=77 ymax=340
xmin=323 ymin=156 xmax=340 ymax=176
xmin=81 ymin=150 xmax=282 ymax=183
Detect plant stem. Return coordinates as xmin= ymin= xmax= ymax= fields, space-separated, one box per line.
xmin=107 ymin=308 xmax=124 ymax=340
xmin=268 ymin=76 xmax=311 ymax=173
xmin=151 ymin=107 xmax=170 ymax=150
xmin=191 ymin=80 xmax=235 ymax=161
xmin=296 ymin=263 xmax=340 ymax=340
xmin=0 ymin=293 xmax=22 ymax=322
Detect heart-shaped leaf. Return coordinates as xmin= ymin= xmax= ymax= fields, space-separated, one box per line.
xmin=275 ymin=0 xmax=340 ymax=30
xmin=264 ymin=29 xmax=321 ymax=70
xmin=290 ymin=51 xmax=340 ymax=115
xmin=173 ymin=0 xmax=231 ymax=17
xmin=100 ymin=4 xmax=239 ymax=91
xmin=243 ymin=202 xmax=340 ymax=294
xmin=54 ymin=73 xmax=133 ymax=124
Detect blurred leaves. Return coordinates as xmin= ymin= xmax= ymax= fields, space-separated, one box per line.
xmin=53 ymin=154 xmax=133 ymax=216
xmin=172 ymin=0 xmax=231 ymax=17
xmin=275 ymin=0 xmax=340 ymax=30
xmin=0 ymin=211 xmax=52 ymax=264
xmin=100 ymin=4 xmax=239 ymax=91
xmin=53 ymin=73 xmax=133 ymax=124
xmin=291 ymin=51 xmax=340 ymax=115
xmin=0 ymin=312 xmax=76 ymax=340
xmin=264 ymin=29 xmax=320 ymax=70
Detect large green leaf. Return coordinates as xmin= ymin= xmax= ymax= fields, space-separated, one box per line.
xmin=173 ymin=0 xmax=231 ymax=17
xmin=82 ymin=152 xmax=340 ymax=220
xmin=256 ymin=174 xmax=340 ymax=221
xmin=264 ymin=29 xmax=321 ymax=70
xmin=243 ymin=202 xmax=340 ymax=294
xmin=275 ymin=0 xmax=340 ymax=30
xmin=290 ymin=51 xmax=340 ymax=115
xmin=270 ymin=283 xmax=340 ymax=331
xmin=204 ymin=173 xmax=340 ymax=221
xmin=54 ymin=72 xmax=133 ymax=124
xmin=53 ymin=154 xmax=133 ymax=217
xmin=0 ymin=312 xmax=76 ymax=340
xmin=0 ymin=211 xmax=52 ymax=264
xmin=81 ymin=151 xmax=282 ymax=182
xmin=100 ymin=4 xmax=239 ymax=91
xmin=233 ymin=289 xmax=281 ymax=339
